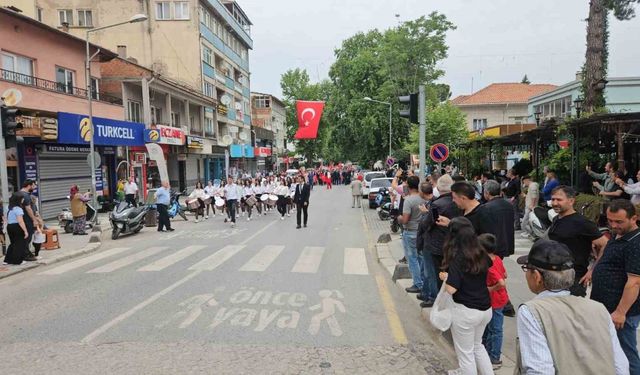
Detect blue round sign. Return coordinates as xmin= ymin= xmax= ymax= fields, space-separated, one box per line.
xmin=430 ymin=143 xmax=449 ymax=163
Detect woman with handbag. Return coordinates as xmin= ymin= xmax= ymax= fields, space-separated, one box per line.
xmin=188 ymin=181 xmax=207 ymax=223
xmin=3 ymin=192 xmax=35 ymax=264
xmin=439 ymin=217 xmax=493 ymax=375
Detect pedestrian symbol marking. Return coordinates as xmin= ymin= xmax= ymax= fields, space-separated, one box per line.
xmin=308 ymin=290 xmax=346 ymax=337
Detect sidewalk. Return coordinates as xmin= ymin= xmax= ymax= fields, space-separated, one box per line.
xmin=364 ymin=203 xmax=535 ymax=374
xmin=0 ymin=213 xmax=108 ymax=280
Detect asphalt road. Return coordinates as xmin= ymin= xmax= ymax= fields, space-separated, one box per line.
xmin=0 ymin=185 xmax=453 ymax=374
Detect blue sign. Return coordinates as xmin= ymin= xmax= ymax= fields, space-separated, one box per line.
xmin=57 ymin=112 xmax=145 ymax=147
xmin=230 ymin=144 xmax=243 ymax=158
xmin=243 ymin=145 xmax=254 ymax=158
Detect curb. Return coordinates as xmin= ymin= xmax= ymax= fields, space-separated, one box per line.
xmin=0 ymin=226 xmax=104 ymax=280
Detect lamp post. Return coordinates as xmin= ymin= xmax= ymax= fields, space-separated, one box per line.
xmin=534 ymin=110 xmax=542 ymax=127
xmin=85 ymin=14 xmax=147 ymax=220
xmin=574 ymin=97 xmax=584 ymax=119
xmin=572 ymin=97 xmax=584 ymax=187
xmin=363 ymin=97 xmax=392 ymax=158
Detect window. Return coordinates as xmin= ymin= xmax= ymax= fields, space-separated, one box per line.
xmin=171 ymin=112 xmax=180 ymax=127
xmin=253 ymin=97 xmax=270 ymax=108
xmin=90 ymin=77 xmax=99 ymax=100
xmin=151 ymin=106 xmax=161 ymax=124
xmin=156 ymin=2 xmax=171 ymax=20
xmin=472 ymin=118 xmax=487 ymax=131
xmin=205 ymin=117 xmax=214 ymax=136
xmin=202 ymin=46 xmax=212 ymax=65
xmin=55 ymin=66 xmax=75 ymax=94
xmin=1 ymin=52 xmax=34 ymax=84
xmin=77 ymin=10 xmax=93 ymax=27
xmin=203 ymin=81 xmax=214 ymax=98
xmin=127 ymin=100 xmax=141 ymax=122
xmin=174 ymin=1 xmax=190 ymax=20
xmin=58 ymin=9 xmax=73 ymax=25
xmin=36 ymin=7 xmax=43 ymax=22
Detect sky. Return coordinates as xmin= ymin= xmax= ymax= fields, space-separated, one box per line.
xmin=237 ymin=0 xmax=640 ymax=99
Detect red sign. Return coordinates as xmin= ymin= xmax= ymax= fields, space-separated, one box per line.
xmin=558 ymin=140 xmax=569 ymax=149
xmin=430 ymin=143 xmax=449 ymax=163
xmin=155 ymin=124 xmax=185 ymax=145
xmin=294 ymin=101 xmax=324 ymax=139
xmin=254 ymin=147 xmax=272 ymax=157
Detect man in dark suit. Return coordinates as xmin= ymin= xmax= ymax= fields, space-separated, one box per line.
xmin=293 ymin=175 xmax=310 ymax=228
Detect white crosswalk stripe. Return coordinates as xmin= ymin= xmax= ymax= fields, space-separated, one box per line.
xmin=188 ymin=245 xmax=245 ymax=271
xmin=40 ymin=247 xmax=131 ymax=275
xmin=291 ymin=246 xmax=325 ymax=274
xmin=343 ymin=248 xmax=368 ymax=275
xmin=239 ymin=245 xmax=284 ymax=272
xmin=138 ymin=245 xmax=207 ymax=272
xmin=87 ymin=247 xmax=168 ymax=273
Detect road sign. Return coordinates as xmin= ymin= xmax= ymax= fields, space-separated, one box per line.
xmin=429 ymin=143 xmax=449 ymax=163
xmin=86 ymin=152 xmax=101 ymax=168
xmin=386 ymin=157 xmax=395 ymax=167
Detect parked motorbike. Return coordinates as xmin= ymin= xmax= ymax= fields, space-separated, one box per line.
xmin=58 ymin=200 xmax=97 ymax=234
xmin=110 ymin=202 xmax=149 ymax=240
xmin=529 ymin=199 xmax=610 ymax=241
xmin=375 ymin=189 xmax=392 ymax=219
xmin=168 ymin=190 xmax=188 ymax=221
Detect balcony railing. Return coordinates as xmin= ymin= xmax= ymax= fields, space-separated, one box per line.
xmin=0 ymin=68 xmax=123 ymax=105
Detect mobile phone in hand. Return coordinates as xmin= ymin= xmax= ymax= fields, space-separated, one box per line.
xmin=431 ymin=206 xmax=439 ymax=222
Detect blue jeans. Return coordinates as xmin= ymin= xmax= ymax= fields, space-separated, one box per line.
xmin=618 ymin=314 xmax=640 ymax=375
xmin=482 ymin=307 xmax=504 ymax=362
xmin=401 ymin=230 xmax=423 ymax=289
xmin=420 ymin=249 xmax=438 ymax=301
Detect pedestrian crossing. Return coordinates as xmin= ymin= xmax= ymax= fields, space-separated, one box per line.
xmin=39 ymin=244 xmax=371 ymax=277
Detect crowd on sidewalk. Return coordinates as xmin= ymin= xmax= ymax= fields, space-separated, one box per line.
xmin=384 ymin=163 xmax=640 ymax=374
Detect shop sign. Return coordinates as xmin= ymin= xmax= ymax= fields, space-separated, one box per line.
xmin=244 ymin=145 xmax=254 ymax=158
xmin=230 ymin=144 xmax=243 ymax=158
xmin=134 ymin=153 xmax=146 ymax=164
xmin=187 ymin=136 xmax=204 ymax=149
xmin=57 ymin=112 xmax=145 ymax=147
xmin=23 ymin=145 xmax=38 ymax=196
xmin=144 ymin=125 xmax=185 ymax=146
xmin=45 ymin=144 xmax=90 ymax=153
xmin=254 ymin=147 xmax=272 ymax=157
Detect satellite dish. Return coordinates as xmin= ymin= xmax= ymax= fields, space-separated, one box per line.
xmin=239 ymin=132 xmax=248 ymax=141
xmin=220 ymin=95 xmax=231 ymax=105
xmin=221 ymin=134 xmax=233 ymax=146
xmin=235 ymin=102 xmax=242 ymax=110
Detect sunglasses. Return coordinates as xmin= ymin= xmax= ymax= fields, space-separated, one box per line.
xmin=520 ymin=264 xmax=541 ymax=272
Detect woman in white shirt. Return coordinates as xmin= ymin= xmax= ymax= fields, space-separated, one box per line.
xmin=203 ymin=180 xmax=217 ymax=218
xmin=188 ymin=181 xmax=207 ymax=222
xmin=287 ymin=177 xmax=297 ymax=217
xmin=275 ymin=179 xmax=290 ymax=220
xmin=252 ymin=178 xmax=264 ymax=215
xmin=241 ymin=179 xmax=256 ymax=221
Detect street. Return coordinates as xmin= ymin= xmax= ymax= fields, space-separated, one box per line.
xmin=0 ymin=186 xmax=452 ymax=374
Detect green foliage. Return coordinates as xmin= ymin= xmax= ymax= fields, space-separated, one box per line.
xmin=604 ymin=0 xmax=639 ymax=20
xmin=404 ymin=102 xmax=468 ymax=154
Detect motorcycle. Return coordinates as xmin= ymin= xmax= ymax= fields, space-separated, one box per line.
xmin=58 ymin=200 xmax=97 ymax=234
xmin=376 ymin=189 xmax=401 ymax=233
xmin=110 ymin=202 xmax=149 ymax=240
xmin=168 ymin=190 xmax=189 ymax=221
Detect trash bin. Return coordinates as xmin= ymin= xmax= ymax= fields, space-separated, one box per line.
xmin=145 ymin=208 xmax=158 ymax=227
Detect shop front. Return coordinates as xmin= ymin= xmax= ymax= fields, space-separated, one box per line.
xmin=34 ymin=112 xmax=144 ymax=219
xmin=205 ymin=145 xmax=227 ymax=183
xmin=141 ymin=124 xmax=186 ymax=191
xmin=229 ymin=144 xmax=254 ymax=177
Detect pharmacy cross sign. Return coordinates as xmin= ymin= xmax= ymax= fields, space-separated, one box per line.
xmin=430 ymin=143 xmax=449 ymax=163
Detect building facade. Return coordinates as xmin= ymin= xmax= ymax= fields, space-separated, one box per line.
xmin=451 ymin=83 xmax=557 ymax=133
xmin=17 ymin=0 xmax=254 ymax=179
xmin=251 ymin=92 xmax=287 ymax=172
xmin=0 ymin=7 xmax=146 ymax=218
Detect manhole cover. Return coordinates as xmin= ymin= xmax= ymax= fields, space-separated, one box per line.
xmin=319 ymin=362 xmax=332 ymax=369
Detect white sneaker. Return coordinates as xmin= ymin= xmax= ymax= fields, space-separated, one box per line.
xmin=205 ymin=215 xmax=209 ymax=219
xmin=212 ymin=213 xmax=216 ymax=217
xmin=281 ymin=216 xmax=285 ymax=220
xmin=287 ymin=213 xmax=291 ymax=217
xmin=195 ymin=219 xmax=199 ymax=223
xmin=247 ymin=217 xmax=251 ymax=221
xmin=231 ymin=223 xmax=236 ymax=228
xmin=521 ymin=232 xmax=531 ymax=238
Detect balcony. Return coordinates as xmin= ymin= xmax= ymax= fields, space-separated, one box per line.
xmin=225 ymin=76 xmax=235 ymax=90
xmin=0 ymin=68 xmax=122 ymax=105
xmin=217 ymin=103 xmax=228 ymax=121
xmin=234 ymin=81 xmax=242 ymax=93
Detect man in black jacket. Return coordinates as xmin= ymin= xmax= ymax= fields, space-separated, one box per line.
xmin=293 ymin=175 xmax=310 ymax=229
xmin=483 ymin=180 xmax=515 ymax=258
xmin=416 ymin=174 xmax=461 ymax=308
xmin=503 ymin=168 xmax=522 ymax=230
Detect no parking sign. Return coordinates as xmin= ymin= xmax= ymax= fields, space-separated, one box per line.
xmin=430 ymin=143 xmax=449 ymax=163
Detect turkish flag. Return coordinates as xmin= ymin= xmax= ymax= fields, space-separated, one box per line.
xmin=294 ymin=100 xmax=325 ymax=139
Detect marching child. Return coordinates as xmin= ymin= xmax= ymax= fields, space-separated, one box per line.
xmin=478 ymin=233 xmax=509 ymax=370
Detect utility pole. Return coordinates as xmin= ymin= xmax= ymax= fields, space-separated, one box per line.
xmin=0 ymin=105 xmax=9 ymax=210
xmin=418 ymin=85 xmax=426 ymax=181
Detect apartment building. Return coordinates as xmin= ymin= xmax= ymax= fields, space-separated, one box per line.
xmin=251 ymin=92 xmax=287 ymax=171
xmin=15 ymin=0 xmax=253 ymax=180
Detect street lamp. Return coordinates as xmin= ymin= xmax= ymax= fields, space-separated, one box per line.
xmin=85 ymin=13 xmax=147 ymax=221
xmin=363 ymin=97 xmax=392 ymax=157
xmin=534 ymin=110 xmax=542 ymax=127
xmin=573 ymin=97 xmax=584 ymax=119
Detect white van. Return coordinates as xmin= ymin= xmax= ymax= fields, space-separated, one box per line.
xmin=362 ymin=171 xmax=387 ymax=197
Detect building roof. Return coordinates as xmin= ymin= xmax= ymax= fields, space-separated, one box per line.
xmin=0 ymin=6 xmax=117 ymax=62
xmin=451 ymin=83 xmax=557 ymax=106
xmin=250 ymin=91 xmax=285 ymax=107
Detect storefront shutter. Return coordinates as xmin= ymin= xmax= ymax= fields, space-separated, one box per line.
xmin=38 ymin=153 xmax=92 ymax=219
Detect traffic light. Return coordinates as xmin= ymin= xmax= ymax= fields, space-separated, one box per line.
xmin=398 ymin=93 xmax=418 ymax=123
xmin=1 ymin=105 xmax=23 ymax=148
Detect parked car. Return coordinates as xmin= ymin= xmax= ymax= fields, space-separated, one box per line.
xmin=368 ymin=177 xmax=393 ymax=208
xmin=362 ymin=171 xmax=387 ymax=198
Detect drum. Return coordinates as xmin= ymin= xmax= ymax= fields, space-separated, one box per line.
xmin=188 ymin=200 xmax=200 ymax=210
xmin=268 ymin=194 xmax=278 ymax=206
xmin=214 ymin=197 xmax=225 ymax=208
xmin=245 ymin=196 xmax=257 ymax=207
xmin=260 ymin=194 xmax=269 ymax=202
xmin=202 ymin=195 xmax=212 ymax=206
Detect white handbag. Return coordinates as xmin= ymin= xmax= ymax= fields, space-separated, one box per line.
xmin=429 ymin=282 xmax=454 ymax=332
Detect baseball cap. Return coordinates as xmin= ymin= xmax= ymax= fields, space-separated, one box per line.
xmin=516 ymin=239 xmax=574 ymax=271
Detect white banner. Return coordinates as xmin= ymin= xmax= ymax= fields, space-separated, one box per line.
xmin=145 ymin=143 xmax=169 ymax=183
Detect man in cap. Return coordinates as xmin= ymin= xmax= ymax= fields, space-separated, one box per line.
xmin=516 ymin=239 xmax=628 ymax=374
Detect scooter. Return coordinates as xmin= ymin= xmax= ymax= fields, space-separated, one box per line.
xmin=375 ymin=189 xmax=392 ymax=220
xmin=529 ymin=206 xmax=557 ymax=240
xmin=168 ymin=190 xmax=188 ymax=221
xmin=58 ymin=200 xmax=97 ymax=234
xmin=109 ymin=202 xmax=149 ymax=240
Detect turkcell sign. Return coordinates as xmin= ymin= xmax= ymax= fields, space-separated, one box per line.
xmin=57 ymin=112 xmax=145 ymax=147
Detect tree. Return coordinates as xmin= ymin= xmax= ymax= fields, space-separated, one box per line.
xmin=280 ymin=69 xmax=333 ymax=164
xmin=404 ymin=102 xmax=468 ymax=154
xmin=325 ymin=13 xmax=456 ymax=163
xmin=521 ymin=74 xmax=531 ymax=84
xmin=583 ymin=0 xmax=639 ymax=112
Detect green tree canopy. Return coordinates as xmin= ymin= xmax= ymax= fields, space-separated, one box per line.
xmin=404 ymin=102 xmax=468 ymax=154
